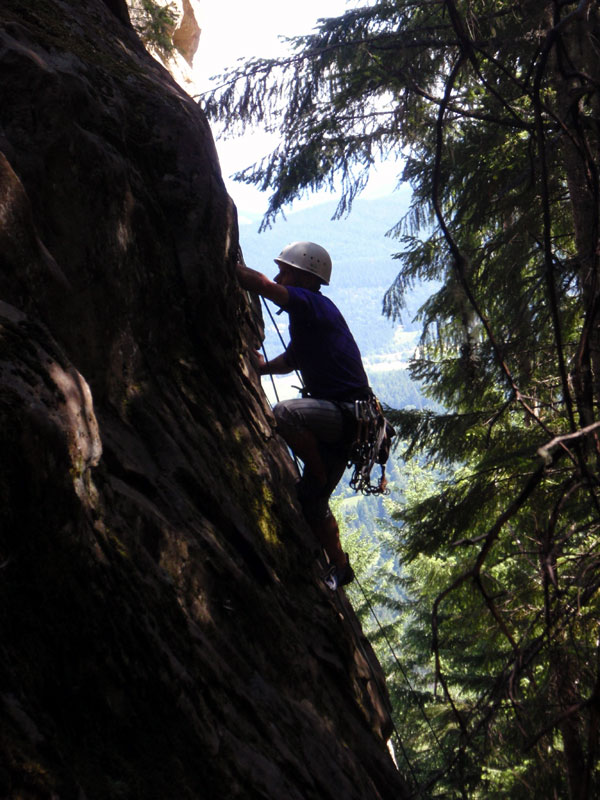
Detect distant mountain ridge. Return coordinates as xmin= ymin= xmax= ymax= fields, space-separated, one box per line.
xmin=238 ymin=190 xmax=412 ymax=289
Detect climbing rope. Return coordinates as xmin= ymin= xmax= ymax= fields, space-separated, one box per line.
xmin=260 ymin=295 xmax=305 ymax=394
xmin=353 ymin=573 xmax=460 ymax=798
xmin=260 ymin=335 xmax=280 ymax=405
xmin=260 ymin=296 xmax=288 ymax=357
xmin=354 ymin=575 xmax=443 ymax=749
xmin=238 ymin=245 xmax=301 ymax=401
xmin=347 ymin=574 xmax=422 ymax=795
xmin=258 ymin=296 xmax=303 ymax=475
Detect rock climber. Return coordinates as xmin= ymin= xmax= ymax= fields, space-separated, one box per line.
xmin=237 ymin=241 xmax=372 ymax=589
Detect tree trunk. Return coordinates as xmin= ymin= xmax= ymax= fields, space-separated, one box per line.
xmin=553 ymin=7 xmax=600 ymax=434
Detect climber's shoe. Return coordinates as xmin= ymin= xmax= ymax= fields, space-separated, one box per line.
xmin=323 ymin=553 xmax=355 ymax=591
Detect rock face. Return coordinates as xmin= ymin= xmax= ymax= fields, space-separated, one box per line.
xmin=171 ymin=0 xmax=202 ymax=65
xmin=128 ymin=0 xmax=203 ymax=90
xmin=0 ymin=2 xmax=407 ymax=798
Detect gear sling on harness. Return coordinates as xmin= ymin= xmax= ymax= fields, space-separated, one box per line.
xmin=345 ymin=392 xmax=395 ymax=495
xmin=297 ymin=384 xmax=395 ymax=496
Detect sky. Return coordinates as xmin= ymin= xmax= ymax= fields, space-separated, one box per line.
xmin=193 ymin=0 xmax=399 ymax=216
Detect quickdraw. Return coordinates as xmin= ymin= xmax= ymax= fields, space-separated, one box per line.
xmin=347 ymin=394 xmax=395 ymax=496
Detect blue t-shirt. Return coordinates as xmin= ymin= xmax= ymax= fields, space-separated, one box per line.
xmin=283 ymin=287 xmax=369 ymax=400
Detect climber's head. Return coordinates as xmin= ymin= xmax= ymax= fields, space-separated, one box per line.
xmin=274 ymin=241 xmax=332 ymax=287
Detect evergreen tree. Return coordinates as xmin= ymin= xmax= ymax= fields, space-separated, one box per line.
xmin=205 ymin=2 xmax=600 ymax=795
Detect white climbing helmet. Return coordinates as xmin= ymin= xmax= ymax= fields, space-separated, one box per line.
xmin=274 ymin=241 xmax=332 ymax=285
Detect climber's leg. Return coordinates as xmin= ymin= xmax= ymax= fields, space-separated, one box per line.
xmin=311 ymin=510 xmax=344 ymax=564
xmin=308 ymin=445 xmax=350 ymax=568
xmin=272 ymin=398 xmax=354 ymax=586
xmin=276 ymin=425 xmax=328 ymax=488
xmin=273 ymin=398 xmax=345 ymax=485
xmin=273 ymin=398 xmax=345 ymax=514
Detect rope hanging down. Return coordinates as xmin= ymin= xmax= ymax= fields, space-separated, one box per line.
xmin=258 ymin=295 xmax=303 ymax=476
xmin=353 ymin=574 xmax=459 ymax=798
xmin=351 ymin=577 xmax=421 ymax=790
xmin=260 ymin=295 xmax=305 ymax=392
xmin=260 ymin=335 xmax=280 ymax=405
xmin=239 ymin=244 xmax=304 ymax=407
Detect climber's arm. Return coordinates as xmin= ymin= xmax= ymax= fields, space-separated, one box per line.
xmin=236 ymin=263 xmax=289 ymax=308
xmin=258 ymin=352 xmax=293 ymax=376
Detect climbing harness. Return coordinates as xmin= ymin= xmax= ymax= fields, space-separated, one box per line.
xmin=347 ymin=394 xmax=395 ymax=496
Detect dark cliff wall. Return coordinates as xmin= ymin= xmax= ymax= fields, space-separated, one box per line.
xmin=0 ymin=2 xmax=407 ymax=799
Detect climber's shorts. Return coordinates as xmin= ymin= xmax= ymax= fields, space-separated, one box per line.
xmin=273 ymin=398 xmax=354 ymax=521
xmin=273 ymin=397 xmax=351 ymax=443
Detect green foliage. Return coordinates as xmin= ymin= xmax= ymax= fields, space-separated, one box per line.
xmin=208 ymin=1 xmax=600 ymax=796
xmin=127 ymin=0 xmax=178 ymax=57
